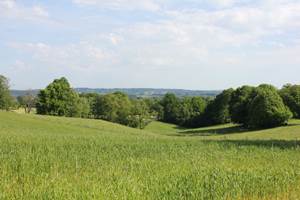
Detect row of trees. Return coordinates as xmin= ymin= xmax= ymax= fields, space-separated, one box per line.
xmin=35 ymin=78 xmax=152 ymax=129
xmin=1 ymin=75 xmax=300 ymax=129
xmin=158 ymin=84 xmax=295 ymax=128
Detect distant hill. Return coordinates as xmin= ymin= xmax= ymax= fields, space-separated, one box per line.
xmin=11 ymin=88 xmax=221 ymax=98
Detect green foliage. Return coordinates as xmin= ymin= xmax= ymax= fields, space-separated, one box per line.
xmin=229 ymin=86 xmax=256 ymax=125
xmin=203 ymin=89 xmax=234 ymax=125
xmin=160 ymin=93 xmax=181 ymax=124
xmin=93 ymin=92 xmax=132 ymax=125
xmin=177 ymin=96 xmax=207 ymax=127
xmin=0 ymin=75 xmax=13 ymax=110
xmin=36 ymin=77 xmax=89 ymax=117
xmin=280 ymin=84 xmax=300 ymax=118
xmin=144 ymin=98 xmax=164 ymax=120
xmin=248 ymin=84 xmax=292 ymax=128
xmin=128 ymin=99 xmax=152 ymax=129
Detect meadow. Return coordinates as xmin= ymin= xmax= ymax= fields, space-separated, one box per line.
xmin=1 ymin=111 xmax=300 ymax=199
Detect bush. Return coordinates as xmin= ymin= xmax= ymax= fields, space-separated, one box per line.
xmin=279 ymin=84 xmax=300 ymax=118
xmin=247 ymin=85 xmax=292 ymax=128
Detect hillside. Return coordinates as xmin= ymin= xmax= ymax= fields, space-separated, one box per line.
xmin=1 ymin=112 xmax=300 ymax=199
xmin=10 ymin=88 xmax=221 ymax=98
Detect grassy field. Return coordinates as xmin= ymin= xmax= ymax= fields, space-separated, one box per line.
xmin=1 ymin=111 xmax=300 ymax=199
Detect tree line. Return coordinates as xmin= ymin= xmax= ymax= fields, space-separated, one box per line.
xmin=1 ymin=75 xmax=300 ymax=129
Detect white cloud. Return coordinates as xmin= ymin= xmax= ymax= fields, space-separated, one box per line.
xmin=9 ymin=42 xmax=117 ymax=71
xmin=73 ymin=0 xmax=160 ymax=11
xmin=0 ymin=0 xmax=49 ymax=20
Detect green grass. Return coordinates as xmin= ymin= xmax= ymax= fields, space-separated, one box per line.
xmin=1 ymin=111 xmax=300 ymax=199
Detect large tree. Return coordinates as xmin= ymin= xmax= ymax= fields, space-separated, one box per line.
xmin=229 ymin=86 xmax=256 ymax=125
xmin=0 ymin=75 xmax=13 ymax=110
xmin=279 ymin=84 xmax=300 ymax=118
xmin=128 ymin=99 xmax=151 ymax=129
xmin=160 ymin=93 xmax=181 ymax=124
xmin=177 ymin=96 xmax=207 ymax=127
xmin=36 ymin=77 xmax=85 ymax=117
xmin=203 ymin=89 xmax=234 ymax=125
xmin=93 ymin=92 xmax=132 ymax=125
xmin=248 ymin=84 xmax=292 ymax=128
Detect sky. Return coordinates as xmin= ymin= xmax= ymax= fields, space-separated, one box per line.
xmin=0 ymin=0 xmax=300 ymax=90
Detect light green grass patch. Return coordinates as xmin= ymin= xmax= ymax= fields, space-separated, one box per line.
xmin=1 ymin=111 xmax=300 ymax=199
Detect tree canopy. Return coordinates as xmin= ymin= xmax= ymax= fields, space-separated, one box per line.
xmin=247 ymin=84 xmax=292 ymax=128
xmin=36 ymin=77 xmax=86 ymax=117
xmin=0 ymin=75 xmax=13 ymax=110
xmin=279 ymin=84 xmax=300 ymax=119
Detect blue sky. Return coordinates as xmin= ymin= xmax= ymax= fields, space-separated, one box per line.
xmin=0 ymin=0 xmax=300 ymax=90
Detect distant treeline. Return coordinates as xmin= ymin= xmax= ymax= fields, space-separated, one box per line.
xmin=11 ymin=88 xmax=220 ymax=98
xmin=1 ymin=75 xmax=300 ymax=129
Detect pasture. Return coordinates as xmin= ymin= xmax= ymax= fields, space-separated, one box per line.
xmin=1 ymin=111 xmax=300 ymax=199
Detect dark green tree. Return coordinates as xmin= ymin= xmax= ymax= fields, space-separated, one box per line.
xmin=128 ymin=99 xmax=151 ymax=129
xmin=229 ymin=86 xmax=256 ymax=125
xmin=143 ymin=98 xmax=164 ymax=120
xmin=36 ymin=77 xmax=85 ymax=117
xmin=93 ymin=92 xmax=132 ymax=125
xmin=0 ymin=75 xmax=13 ymax=110
xmin=248 ymin=84 xmax=292 ymax=128
xmin=177 ymin=96 xmax=207 ymax=127
xmin=203 ymin=89 xmax=234 ymax=125
xmin=160 ymin=93 xmax=180 ymax=124
xmin=279 ymin=84 xmax=300 ymax=118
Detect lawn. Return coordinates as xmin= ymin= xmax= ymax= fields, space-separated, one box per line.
xmin=1 ymin=111 xmax=300 ymax=199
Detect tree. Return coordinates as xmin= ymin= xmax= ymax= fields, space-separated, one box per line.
xmin=128 ymin=99 xmax=151 ymax=129
xmin=93 ymin=92 xmax=132 ymax=125
xmin=160 ymin=93 xmax=180 ymax=124
xmin=248 ymin=84 xmax=292 ymax=128
xmin=279 ymin=84 xmax=300 ymax=118
xmin=177 ymin=96 xmax=207 ymax=127
xmin=0 ymin=75 xmax=13 ymax=110
xmin=36 ymin=77 xmax=84 ymax=117
xmin=203 ymin=89 xmax=234 ymax=125
xmin=229 ymin=86 xmax=256 ymax=125
xmin=17 ymin=91 xmax=36 ymax=113
xmin=143 ymin=98 xmax=164 ymax=120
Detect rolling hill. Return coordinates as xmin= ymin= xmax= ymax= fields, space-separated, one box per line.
xmin=1 ymin=111 xmax=300 ymax=199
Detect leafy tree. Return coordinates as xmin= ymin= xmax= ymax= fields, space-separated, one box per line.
xmin=79 ymin=93 xmax=99 ymax=118
xmin=143 ymin=98 xmax=164 ymax=120
xmin=69 ymin=97 xmax=90 ymax=118
xmin=279 ymin=84 xmax=300 ymax=118
xmin=229 ymin=86 xmax=256 ymax=125
xmin=36 ymin=77 xmax=84 ymax=117
xmin=128 ymin=99 xmax=151 ymax=129
xmin=248 ymin=84 xmax=292 ymax=128
xmin=0 ymin=75 xmax=13 ymax=110
xmin=160 ymin=93 xmax=181 ymax=124
xmin=203 ymin=89 xmax=234 ymax=125
xmin=93 ymin=92 xmax=132 ymax=125
xmin=17 ymin=91 xmax=36 ymax=113
xmin=177 ymin=96 xmax=207 ymax=127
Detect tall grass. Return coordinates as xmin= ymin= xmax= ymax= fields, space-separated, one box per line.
xmin=0 ymin=112 xmax=300 ymax=199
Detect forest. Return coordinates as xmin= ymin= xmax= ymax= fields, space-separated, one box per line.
xmin=1 ymin=75 xmax=300 ymax=129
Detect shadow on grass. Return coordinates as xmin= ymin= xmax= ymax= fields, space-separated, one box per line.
xmin=203 ymin=139 xmax=300 ymax=149
xmin=179 ymin=126 xmax=250 ymax=136
xmin=175 ymin=124 xmax=300 ymax=137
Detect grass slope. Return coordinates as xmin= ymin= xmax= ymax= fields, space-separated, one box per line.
xmin=1 ymin=111 xmax=300 ymax=199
